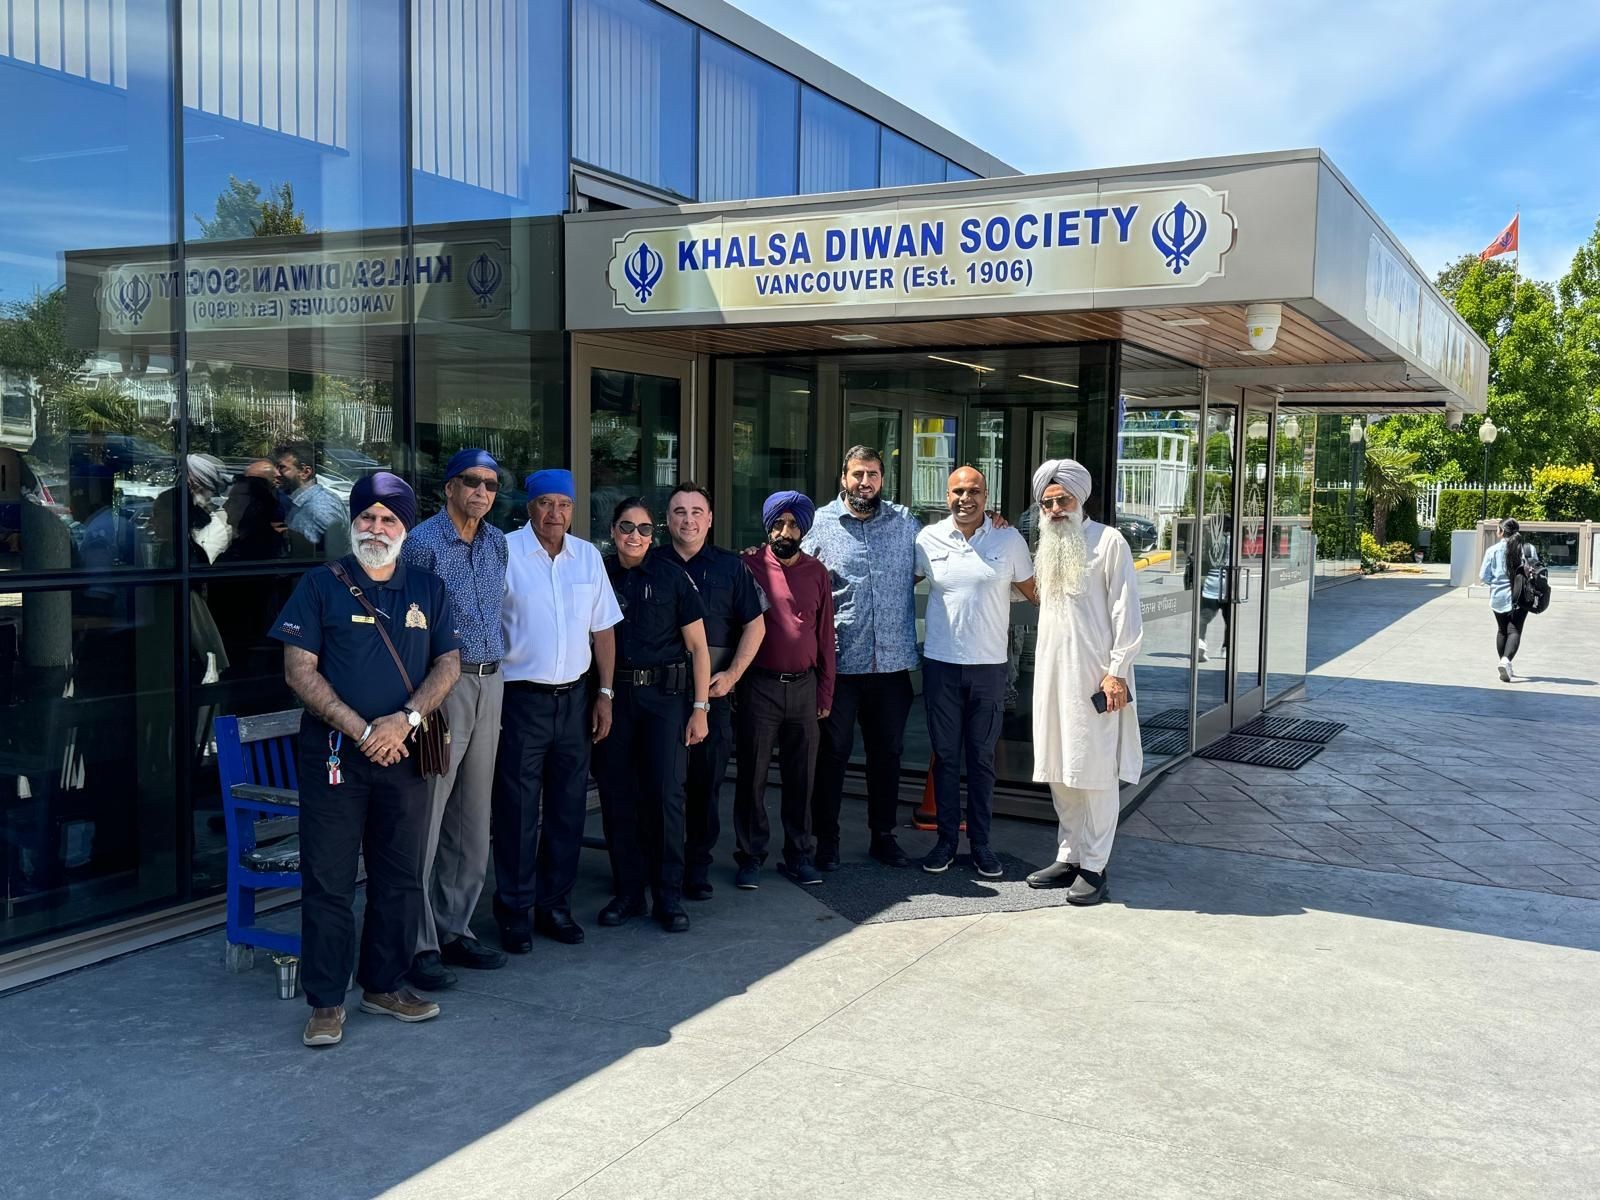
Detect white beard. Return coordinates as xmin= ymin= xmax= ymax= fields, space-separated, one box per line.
xmin=353 ymin=523 xmax=405 ymax=570
xmin=1035 ymin=510 xmax=1088 ymax=605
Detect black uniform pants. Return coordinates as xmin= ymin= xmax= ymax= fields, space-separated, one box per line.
xmin=811 ymin=669 xmax=914 ymax=845
xmin=734 ymin=670 xmax=819 ymax=866
xmin=923 ymin=659 xmax=1006 ymax=849
xmin=684 ymin=694 xmax=733 ymax=881
xmin=297 ymin=728 xmax=429 ymax=1009
xmin=491 ymin=683 xmax=592 ymax=919
xmin=595 ymin=682 xmax=690 ymax=903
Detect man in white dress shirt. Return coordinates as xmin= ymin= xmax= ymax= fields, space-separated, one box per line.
xmin=1024 ymin=458 xmax=1143 ymax=905
xmin=915 ymin=467 xmax=1037 ymax=878
xmin=490 ymin=468 xmax=622 ymax=952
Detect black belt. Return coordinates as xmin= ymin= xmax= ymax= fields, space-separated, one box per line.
xmin=461 ymin=661 xmax=499 ymax=676
xmin=754 ymin=666 xmax=812 ymax=684
xmin=616 ymin=667 xmax=663 ymax=687
xmin=506 ymin=678 xmax=582 ymax=694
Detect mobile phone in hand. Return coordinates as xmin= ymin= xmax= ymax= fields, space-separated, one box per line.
xmin=1090 ymin=684 xmax=1131 ymax=713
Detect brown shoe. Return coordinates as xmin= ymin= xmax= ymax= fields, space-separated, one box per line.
xmin=359 ymin=987 xmax=441 ymax=1023
xmin=302 ymin=1005 xmax=346 ymax=1047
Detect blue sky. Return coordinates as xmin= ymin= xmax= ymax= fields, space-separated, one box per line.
xmin=732 ymin=0 xmax=1600 ymax=286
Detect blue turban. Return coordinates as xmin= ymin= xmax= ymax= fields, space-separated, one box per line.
xmin=443 ymin=447 xmax=498 ymax=484
xmin=349 ymin=470 xmax=417 ymax=530
xmin=524 ymin=468 xmax=576 ymax=500
xmin=763 ymin=490 xmax=815 ymax=536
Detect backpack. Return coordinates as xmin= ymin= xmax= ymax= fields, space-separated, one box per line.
xmin=1511 ymin=547 xmax=1551 ymax=615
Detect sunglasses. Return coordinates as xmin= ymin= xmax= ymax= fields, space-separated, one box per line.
xmin=1039 ymin=495 xmax=1076 ymax=511
xmin=455 ymin=474 xmax=500 ymax=492
xmin=615 ymin=520 xmax=655 ymax=538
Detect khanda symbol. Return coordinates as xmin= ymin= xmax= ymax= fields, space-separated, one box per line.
xmin=467 ymin=253 xmax=503 ymax=307
xmin=1152 ymin=201 xmax=1207 ymax=275
xmin=116 ymin=274 xmax=154 ymax=325
xmin=623 ymin=241 xmax=665 ymax=304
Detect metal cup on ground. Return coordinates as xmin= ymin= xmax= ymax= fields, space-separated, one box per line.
xmin=273 ymin=954 xmax=300 ymax=1000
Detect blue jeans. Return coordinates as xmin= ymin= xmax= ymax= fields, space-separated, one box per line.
xmin=922 ymin=658 xmax=1007 ymax=849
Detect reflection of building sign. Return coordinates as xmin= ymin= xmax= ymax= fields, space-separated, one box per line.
xmin=1141 ymin=592 xmax=1187 ymax=621
xmin=605 ymin=185 xmax=1236 ymax=315
xmin=96 ymin=240 xmax=513 ymax=334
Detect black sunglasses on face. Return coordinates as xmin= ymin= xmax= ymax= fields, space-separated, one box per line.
xmin=1039 ymin=495 xmax=1075 ymax=510
xmin=615 ymin=520 xmax=655 ymax=537
xmin=456 ymin=474 xmax=499 ymax=492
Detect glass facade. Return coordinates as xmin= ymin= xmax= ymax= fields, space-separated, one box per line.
xmin=0 ymin=0 xmax=994 ymax=959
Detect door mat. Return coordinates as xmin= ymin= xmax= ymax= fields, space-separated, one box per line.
xmin=1141 ymin=728 xmax=1192 ymax=758
xmin=806 ymin=852 xmax=1101 ymax=924
xmin=1141 ymin=707 xmax=1192 ymax=731
xmin=1196 ymin=733 xmax=1325 ymax=770
xmin=1234 ymin=715 xmax=1346 ymax=744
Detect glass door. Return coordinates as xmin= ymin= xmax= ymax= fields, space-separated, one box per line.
xmin=571 ymin=345 xmax=694 ymax=545
xmin=1233 ymin=399 xmax=1274 ymax=723
xmin=1193 ymin=398 xmax=1237 ymax=746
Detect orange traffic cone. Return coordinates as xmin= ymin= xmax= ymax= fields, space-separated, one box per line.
xmin=911 ymin=754 xmax=965 ymax=833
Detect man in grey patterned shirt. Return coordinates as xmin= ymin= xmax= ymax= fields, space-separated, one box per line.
xmin=801 ymin=446 xmax=921 ymax=870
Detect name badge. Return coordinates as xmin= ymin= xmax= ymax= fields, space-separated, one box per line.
xmin=351 ymin=614 xmax=375 ymax=624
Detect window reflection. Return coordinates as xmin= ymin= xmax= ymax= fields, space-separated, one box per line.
xmin=1268 ymin=412 xmax=1316 ymax=701
xmin=589 ymin=368 xmax=681 ymax=550
xmin=728 ymin=361 xmax=818 ymax=552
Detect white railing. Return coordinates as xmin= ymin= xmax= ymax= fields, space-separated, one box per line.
xmin=1417 ymin=480 xmax=1529 ymax=528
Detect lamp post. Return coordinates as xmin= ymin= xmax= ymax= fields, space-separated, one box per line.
xmin=1479 ymin=417 xmax=1498 ymax=523
xmin=1347 ymin=418 xmax=1364 ymax=556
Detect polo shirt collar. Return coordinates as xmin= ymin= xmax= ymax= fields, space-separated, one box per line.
xmin=938 ymin=514 xmax=991 ymax=544
xmin=347 ymin=554 xmax=408 ymax=591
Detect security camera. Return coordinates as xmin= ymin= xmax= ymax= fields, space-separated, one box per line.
xmin=1244 ymin=303 xmax=1282 ymax=352
xmin=1445 ymin=407 xmax=1464 ymax=430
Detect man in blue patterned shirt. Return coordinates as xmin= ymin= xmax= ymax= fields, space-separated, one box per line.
xmin=398 ymin=448 xmax=510 ymax=989
xmin=274 ymin=441 xmax=350 ymax=555
xmin=801 ymin=446 xmax=921 ymax=870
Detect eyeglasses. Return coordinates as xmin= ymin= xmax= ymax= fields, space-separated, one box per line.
xmin=615 ymin=520 xmax=655 ymax=538
xmin=1039 ymin=496 xmax=1076 ymax=511
xmin=456 ymin=474 xmax=499 ymax=492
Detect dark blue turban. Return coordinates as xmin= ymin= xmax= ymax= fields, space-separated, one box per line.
xmin=443 ymin=447 xmax=498 ymax=484
xmin=350 ymin=470 xmax=417 ymax=530
xmin=763 ymin=490 xmax=815 ymax=536
xmin=524 ymin=468 xmax=576 ymax=501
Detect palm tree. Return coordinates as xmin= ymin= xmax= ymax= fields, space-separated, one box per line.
xmin=1364 ymin=445 xmax=1419 ymax=544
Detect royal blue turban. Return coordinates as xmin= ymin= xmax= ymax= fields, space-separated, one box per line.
xmin=524 ymin=468 xmax=576 ymax=501
xmin=763 ymin=490 xmax=815 ymax=536
xmin=443 ymin=447 xmax=498 ymax=484
xmin=350 ymin=470 xmax=417 ymax=530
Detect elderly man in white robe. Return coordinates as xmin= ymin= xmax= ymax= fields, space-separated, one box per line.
xmin=1024 ymin=458 xmax=1143 ymax=905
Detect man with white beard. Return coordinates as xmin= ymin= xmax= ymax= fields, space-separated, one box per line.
xmin=1025 ymin=459 xmax=1143 ymax=905
xmin=272 ymin=471 xmax=462 ymax=1047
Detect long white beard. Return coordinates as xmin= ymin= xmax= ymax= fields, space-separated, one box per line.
xmin=353 ymin=523 xmax=405 ymax=570
xmin=1035 ymin=511 xmax=1088 ymax=605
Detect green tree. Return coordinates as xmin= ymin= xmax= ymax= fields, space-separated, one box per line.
xmin=194 ymin=176 xmax=310 ymax=240
xmin=1557 ymin=216 xmax=1600 ymax=467
xmin=1362 ymin=444 xmax=1419 ymax=543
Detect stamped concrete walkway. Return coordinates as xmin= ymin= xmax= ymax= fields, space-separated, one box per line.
xmin=1129 ymin=568 xmax=1600 ymax=896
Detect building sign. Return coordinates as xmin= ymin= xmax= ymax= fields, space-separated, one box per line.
xmin=96 ymin=240 xmax=514 ymax=334
xmin=603 ymin=185 xmax=1237 ymax=315
xmin=1364 ymin=236 xmax=1481 ymax=398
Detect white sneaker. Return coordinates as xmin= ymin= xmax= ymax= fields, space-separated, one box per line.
xmin=1497 ymin=658 xmax=1512 ymax=682
xmin=1197 ymin=640 xmax=1209 ymax=664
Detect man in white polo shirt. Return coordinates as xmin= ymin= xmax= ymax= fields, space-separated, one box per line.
xmin=915 ymin=467 xmax=1037 ymax=877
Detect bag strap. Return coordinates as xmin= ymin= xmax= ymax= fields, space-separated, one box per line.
xmin=327 ymin=560 xmax=416 ymax=696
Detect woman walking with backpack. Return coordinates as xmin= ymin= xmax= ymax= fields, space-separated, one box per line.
xmin=1479 ymin=517 xmax=1540 ymax=682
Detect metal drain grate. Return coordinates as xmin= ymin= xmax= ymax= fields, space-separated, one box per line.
xmin=1141 ymin=728 xmax=1191 ymax=758
xmin=1197 ymin=734 xmax=1325 ymax=769
xmin=1141 ymin=707 xmax=1192 ymax=731
xmin=1234 ymin=716 xmax=1346 ymax=744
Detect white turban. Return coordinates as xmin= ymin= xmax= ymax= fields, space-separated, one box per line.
xmin=187 ymin=453 xmax=231 ymax=497
xmin=1031 ymin=458 xmax=1092 ymax=506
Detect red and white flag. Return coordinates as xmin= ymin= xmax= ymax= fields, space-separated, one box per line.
xmin=1479 ymin=214 xmax=1518 ymax=261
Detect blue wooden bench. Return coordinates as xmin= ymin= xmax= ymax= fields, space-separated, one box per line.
xmin=214 ymin=709 xmax=303 ymax=971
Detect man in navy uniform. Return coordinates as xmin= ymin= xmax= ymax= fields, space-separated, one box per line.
xmin=657 ymin=483 xmax=765 ymax=899
xmin=272 ymin=471 xmax=462 ymax=1049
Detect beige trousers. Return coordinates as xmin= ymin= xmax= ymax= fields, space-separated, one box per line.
xmin=1047 ymin=783 xmax=1120 ymax=872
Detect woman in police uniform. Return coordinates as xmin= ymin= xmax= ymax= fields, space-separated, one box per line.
xmin=596 ymin=497 xmax=712 ymax=932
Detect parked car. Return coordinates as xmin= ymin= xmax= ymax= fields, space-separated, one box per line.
xmin=1117 ymin=515 xmax=1158 ymax=554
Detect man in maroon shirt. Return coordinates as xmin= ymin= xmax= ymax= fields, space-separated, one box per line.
xmin=734 ymin=491 xmax=836 ymax=889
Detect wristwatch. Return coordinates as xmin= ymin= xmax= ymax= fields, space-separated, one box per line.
xmin=402 ymin=707 xmax=423 ymax=729
xmin=692 ymin=701 xmax=711 ymax=712
xmin=598 ymin=687 xmax=616 ymax=700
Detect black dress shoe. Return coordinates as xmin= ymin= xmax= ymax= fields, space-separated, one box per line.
xmin=869 ymin=833 xmax=910 ymax=868
xmin=534 ymin=907 xmax=586 ymax=945
xmin=493 ymin=896 xmax=532 ymax=954
xmin=815 ymin=840 xmax=841 ymax=872
xmin=598 ymin=895 xmax=648 ymax=927
xmin=405 ymin=951 xmax=457 ymax=992
xmin=1067 ymin=868 xmax=1108 ymax=906
xmin=1026 ymin=861 xmax=1079 ymax=890
xmin=440 ymin=935 xmax=508 ymax=970
xmin=654 ymin=902 xmax=690 ymax=933
xmin=683 ymin=876 xmax=714 ymax=901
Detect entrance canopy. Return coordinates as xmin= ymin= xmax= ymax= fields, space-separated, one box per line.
xmin=565 ymin=149 xmax=1488 ymax=416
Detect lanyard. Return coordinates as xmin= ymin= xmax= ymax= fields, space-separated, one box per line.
xmin=326 ymin=731 xmax=343 ymax=787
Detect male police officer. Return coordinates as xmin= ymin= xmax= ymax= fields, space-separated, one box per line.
xmin=400 ymin=449 xmax=509 ymax=991
xmin=492 ymin=468 xmax=621 ymax=951
xmin=272 ymin=471 xmax=461 ymax=1049
xmin=657 ymin=483 xmax=765 ymax=899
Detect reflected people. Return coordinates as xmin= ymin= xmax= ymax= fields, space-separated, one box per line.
xmin=274 ymin=440 xmax=346 ymax=552
xmin=1024 ymin=459 xmax=1143 ymax=906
